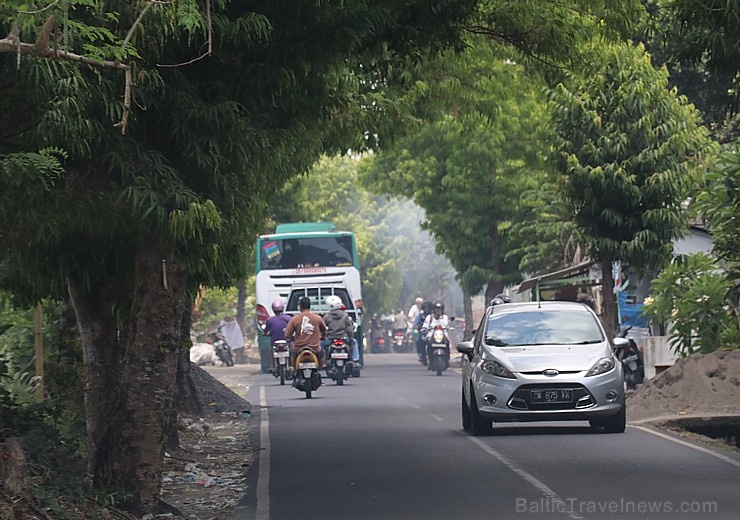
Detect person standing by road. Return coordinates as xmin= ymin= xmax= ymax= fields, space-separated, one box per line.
xmin=284 ymin=297 xmax=327 ymax=368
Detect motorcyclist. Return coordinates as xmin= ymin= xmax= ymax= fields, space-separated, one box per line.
xmin=494 ymin=293 xmax=511 ymax=304
xmin=413 ymin=301 xmax=433 ymax=364
xmin=392 ymin=309 xmax=408 ymax=340
xmin=262 ymin=300 xmax=292 ymax=372
xmin=321 ymin=295 xmax=361 ymax=366
xmin=422 ymin=302 xmax=450 ymax=366
xmin=284 ymin=296 xmax=327 ymax=368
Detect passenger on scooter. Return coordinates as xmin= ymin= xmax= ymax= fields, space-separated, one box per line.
xmin=321 ymin=295 xmax=361 ymax=366
xmin=284 ymin=297 xmax=327 ymax=368
xmin=263 ymin=299 xmax=292 ymax=372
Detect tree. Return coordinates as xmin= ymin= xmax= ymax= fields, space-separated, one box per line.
xmin=360 ymin=38 xmax=552 ymax=337
xmin=547 ymin=41 xmax=717 ymax=337
xmin=1 ymin=0 xmax=480 ymax=514
xmin=643 ymin=140 xmax=740 ymax=355
xmin=272 ymin=154 xmax=461 ymax=316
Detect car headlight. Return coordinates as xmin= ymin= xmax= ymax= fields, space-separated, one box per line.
xmin=481 ymin=360 xmax=516 ymax=379
xmin=586 ymin=356 xmax=616 ymax=377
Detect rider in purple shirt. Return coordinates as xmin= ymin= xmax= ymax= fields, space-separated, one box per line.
xmin=263 ymin=300 xmax=292 ymax=372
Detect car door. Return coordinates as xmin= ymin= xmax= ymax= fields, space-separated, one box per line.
xmin=462 ymin=309 xmax=488 ymax=404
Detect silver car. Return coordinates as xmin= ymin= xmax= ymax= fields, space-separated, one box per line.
xmin=456 ymin=301 xmax=626 ymax=435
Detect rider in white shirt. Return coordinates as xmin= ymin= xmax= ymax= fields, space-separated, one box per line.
xmin=422 ymin=302 xmax=449 ymax=340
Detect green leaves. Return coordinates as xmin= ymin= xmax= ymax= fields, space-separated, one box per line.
xmin=548 ymin=41 xmax=717 ymax=272
xmin=643 ymin=253 xmax=738 ymax=356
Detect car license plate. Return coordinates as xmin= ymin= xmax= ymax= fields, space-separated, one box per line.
xmin=531 ymin=389 xmax=573 ymax=404
xmin=274 ymin=351 xmax=289 ymax=358
xmin=298 ymin=362 xmax=317 ymax=369
xmin=332 ymin=352 xmax=349 ymax=359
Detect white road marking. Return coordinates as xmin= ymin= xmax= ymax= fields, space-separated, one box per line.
xmin=632 ymin=425 xmax=740 ymax=469
xmin=256 ymin=386 xmax=270 ymax=520
xmin=431 ymin=414 xmax=445 ymax=421
xmin=466 ymin=435 xmax=585 ymax=520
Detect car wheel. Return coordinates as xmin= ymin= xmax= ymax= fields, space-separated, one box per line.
xmin=462 ymin=388 xmax=472 ymax=432
xmin=591 ymin=405 xmax=626 ymax=433
xmin=470 ymin=387 xmax=493 ymax=435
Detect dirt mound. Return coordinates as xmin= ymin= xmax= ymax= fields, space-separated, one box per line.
xmin=627 ymin=349 xmax=740 ymax=423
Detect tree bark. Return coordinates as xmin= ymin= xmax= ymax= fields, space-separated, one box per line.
xmin=236 ymin=279 xmax=247 ymax=333
xmin=462 ymin=288 xmax=474 ymax=340
xmin=600 ymin=252 xmax=617 ymax=340
xmin=67 ymin=281 xmax=122 ymax=481
xmin=73 ymin=240 xmax=187 ymax=514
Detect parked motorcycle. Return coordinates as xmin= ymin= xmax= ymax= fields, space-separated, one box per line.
xmin=326 ymin=338 xmax=352 ymax=386
xmin=271 ymin=339 xmax=293 ymax=385
xmin=293 ymin=347 xmax=322 ymax=398
xmin=424 ymin=324 xmax=452 ymax=376
xmin=207 ymin=328 xmax=234 ymax=367
xmin=615 ymin=326 xmax=644 ymax=390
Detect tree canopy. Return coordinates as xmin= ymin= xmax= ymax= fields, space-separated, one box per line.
xmin=547 ymin=41 xmax=717 ymax=336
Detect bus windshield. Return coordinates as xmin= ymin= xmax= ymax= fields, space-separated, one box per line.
xmin=259 ymin=235 xmax=355 ymax=270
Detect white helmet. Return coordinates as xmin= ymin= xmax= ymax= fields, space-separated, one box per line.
xmin=325 ymin=295 xmax=342 ymax=310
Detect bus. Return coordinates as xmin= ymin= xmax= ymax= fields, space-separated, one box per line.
xmin=255 ymin=222 xmax=365 ymax=367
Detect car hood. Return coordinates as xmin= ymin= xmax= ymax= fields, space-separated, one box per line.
xmin=484 ymin=343 xmax=611 ymax=372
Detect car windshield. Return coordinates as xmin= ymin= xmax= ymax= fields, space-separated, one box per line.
xmin=484 ymin=309 xmax=604 ymax=347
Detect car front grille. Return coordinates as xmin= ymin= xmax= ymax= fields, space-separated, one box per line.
xmin=507 ymin=383 xmax=595 ymax=411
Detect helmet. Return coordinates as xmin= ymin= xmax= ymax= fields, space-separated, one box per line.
xmin=494 ymin=293 xmax=511 ymax=304
xmin=325 ymin=295 xmax=343 ymax=310
xmin=421 ymin=301 xmax=433 ymax=313
xmin=271 ymin=299 xmax=285 ymax=312
xmin=490 ymin=297 xmax=505 ymax=306
xmin=432 ymin=302 xmax=444 ymax=314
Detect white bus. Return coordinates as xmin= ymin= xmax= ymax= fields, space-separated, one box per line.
xmin=255 ymin=222 xmax=364 ymax=367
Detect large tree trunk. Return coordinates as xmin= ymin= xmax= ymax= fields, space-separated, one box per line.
xmin=67 ymin=281 xmax=122 ymax=480
xmin=73 ymin=240 xmax=187 ymax=515
xmin=600 ymin=252 xmax=617 ymax=339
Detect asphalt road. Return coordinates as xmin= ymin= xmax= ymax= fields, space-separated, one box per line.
xmin=234 ymin=353 xmax=740 ymax=520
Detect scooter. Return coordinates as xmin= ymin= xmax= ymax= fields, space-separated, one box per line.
xmin=207 ymin=329 xmax=234 ymax=367
xmin=293 ymin=347 xmax=322 ymax=398
xmin=424 ymin=325 xmax=452 ymax=376
xmin=326 ymin=338 xmax=352 ymax=386
xmin=615 ymin=326 xmax=644 ymax=390
xmin=271 ymin=340 xmax=293 ymax=385
xmin=393 ymin=330 xmax=406 ymax=353
xmin=371 ymin=335 xmax=386 ymax=354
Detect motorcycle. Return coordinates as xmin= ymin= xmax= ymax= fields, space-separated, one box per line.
xmin=392 ymin=330 xmax=406 ymax=353
xmin=424 ymin=324 xmax=452 ymax=376
xmin=325 ymin=338 xmax=352 ymax=386
xmin=293 ymin=347 xmax=322 ymax=398
xmin=371 ymin=334 xmax=386 ymax=354
xmin=271 ymin=339 xmax=293 ymax=385
xmin=615 ymin=326 xmax=644 ymax=390
xmin=207 ymin=328 xmax=234 ymax=367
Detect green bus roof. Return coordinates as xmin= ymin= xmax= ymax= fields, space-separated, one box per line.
xmin=274 ymin=222 xmax=337 ymax=234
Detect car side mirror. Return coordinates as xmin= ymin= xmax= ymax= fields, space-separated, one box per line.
xmin=456 ymin=340 xmax=474 ymax=361
xmin=612 ymin=337 xmax=629 ymax=350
